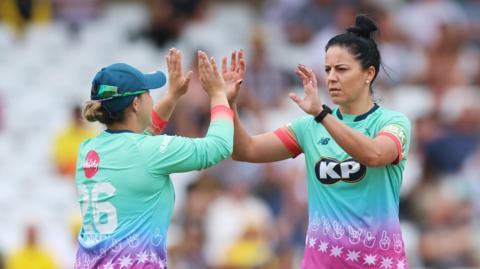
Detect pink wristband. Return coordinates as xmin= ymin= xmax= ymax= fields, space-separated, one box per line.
xmin=150 ymin=110 xmax=168 ymax=135
xmin=211 ymin=105 xmax=234 ymax=121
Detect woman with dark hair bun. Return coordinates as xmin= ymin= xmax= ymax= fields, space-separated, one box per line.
xmin=224 ymin=15 xmax=411 ymax=268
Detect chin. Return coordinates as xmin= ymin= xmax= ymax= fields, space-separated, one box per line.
xmin=330 ymin=96 xmax=344 ymax=105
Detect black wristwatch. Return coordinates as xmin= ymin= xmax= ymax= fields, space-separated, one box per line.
xmin=314 ymin=105 xmax=332 ymax=123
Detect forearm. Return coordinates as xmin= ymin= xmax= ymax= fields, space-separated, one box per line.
xmin=231 ymin=104 xmax=255 ymax=161
xmin=210 ymin=92 xmax=229 ymax=108
xmin=321 ymin=114 xmax=384 ymax=166
xmin=153 ymin=91 xmax=179 ymax=121
xmin=192 ymin=105 xmax=234 ymax=170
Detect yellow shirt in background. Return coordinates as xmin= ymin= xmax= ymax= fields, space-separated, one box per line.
xmin=52 ymin=124 xmax=96 ymax=178
xmin=6 ymin=246 xmax=57 ymax=269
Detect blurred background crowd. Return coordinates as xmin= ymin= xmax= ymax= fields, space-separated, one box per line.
xmin=0 ymin=0 xmax=479 ymax=268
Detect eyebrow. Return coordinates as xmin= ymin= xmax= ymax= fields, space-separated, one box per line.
xmin=325 ymin=64 xmax=350 ymax=68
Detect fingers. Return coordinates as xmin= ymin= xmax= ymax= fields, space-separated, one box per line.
xmin=176 ymin=49 xmax=183 ymax=75
xmin=295 ymin=69 xmax=308 ymax=81
xmin=298 ymin=64 xmax=317 ymax=81
xmin=210 ymin=57 xmax=220 ymax=77
xmin=222 ymin=57 xmax=228 ymax=74
xmin=288 ymin=92 xmax=302 ymax=104
xmin=236 ymin=49 xmax=246 ymax=75
xmin=167 ymin=48 xmax=183 ymax=77
xmin=165 ymin=55 xmax=171 ymax=72
xmin=184 ymin=70 xmax=193 ymax=87
xmin=197 ymin=51 xmax=210 ymax=82
xmin=230 ymin=51 xmax=237 ymax=72
xmin=296 ymin=64 xmax=318 ymax=87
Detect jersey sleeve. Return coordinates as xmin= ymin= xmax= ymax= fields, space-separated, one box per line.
xmin=377 ymin=113 xmax=411 ymax=165
xmin=273 ymin=115 xmax=311 ymax=157
xmin=139 ymin=106 xmax=234 ymax=175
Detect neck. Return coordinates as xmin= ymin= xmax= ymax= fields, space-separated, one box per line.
xmin=339 ymin=97 xmax=374 ymax=115
xmin=107 ymin=115 xmax=144 ymax=133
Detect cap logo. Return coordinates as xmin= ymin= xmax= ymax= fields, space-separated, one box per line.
xmin=84 ymin=150 xmax=100 ymax=178
xmin=98 ymin=85 xmax=119 ymax=99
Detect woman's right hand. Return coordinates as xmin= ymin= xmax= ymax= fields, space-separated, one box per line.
xmin=222 ymin=50 xmax=246 ymax=105
xmin=197 ymin=50 xmax=226 ymax=97
xmin=290 ymin=64 xmax=323 ymax=116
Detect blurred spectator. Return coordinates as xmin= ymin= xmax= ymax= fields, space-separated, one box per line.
xmin=169 ymin=175 xmax=219 ymax=269
xmin=204 ymin=179 xmax=273 ymax=267
xmin=169 ymin=220 xmax=209 ymax=269
xmin=142 ymin=0 xmax=211 ymax=47
xmin=52 ymin=0 xmax=102 ymax=37
xmin=396 ymin=0 xmax=468 ymax=48
xmin=223 ymin=225 xmax=274 ymax=269
xmin=51 ymin=105 xmax=96 ymax=178
xmin=423 ymin=88 xmax=480 ymax=174
xmin=0 ymin=253 xmax=4 ymax=269
xmin=308 ymin=2 xmax=356 ymax=78
xmin=423 ymin=24 xmax=471 ymax=98
xmin=239 ymin=27 xmax=286 ymax=113
xmin=375 ymin=9 xmax=415 ymax=87
xmin=281 ymin=0 xmax=338 ymax=45
xmin=0 ymin=0 xmax=52 ymax=37
xmin=414 ymin=179 xmax=477 ymax=268
xmin=6 ymin=225 xmax=57 ymax=269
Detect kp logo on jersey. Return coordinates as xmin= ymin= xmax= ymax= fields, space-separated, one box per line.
xmin=314 ymin=158 xmax=366 ymax=184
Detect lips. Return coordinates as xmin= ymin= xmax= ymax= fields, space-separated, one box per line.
xmin=329 ymin=88 xmax=341 ymax=93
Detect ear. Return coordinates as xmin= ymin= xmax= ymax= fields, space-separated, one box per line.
xmin=366 ymin=66 xmax=376 ymax=82
xmin=132 ymin=96 xmax=140 ymax=113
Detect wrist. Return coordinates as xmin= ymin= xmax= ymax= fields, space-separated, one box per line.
xmin=314 ymin=104 xmax=332 ymax=123
xmin=166 ymin=87 xmax=183 ymax=101
xmin=210 ymin=91 xmax=226 ymax=99
xmin=312 ymin=104 xmax=324 ymax=116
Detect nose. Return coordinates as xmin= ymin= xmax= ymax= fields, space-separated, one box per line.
xmin=327 ymin=70 xmax=338 ymax=83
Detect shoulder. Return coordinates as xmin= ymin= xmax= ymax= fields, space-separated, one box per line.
xmin=377 ymin=107 xmax=411 ymax=128
xmin=288 ymin=115 xmax=315 ymax=129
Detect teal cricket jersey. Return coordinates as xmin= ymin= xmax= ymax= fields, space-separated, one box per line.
xmin=74 ymin=113 xmax=233 ymax=269
xmin=284 ymin=104 xmax=411 ymax=269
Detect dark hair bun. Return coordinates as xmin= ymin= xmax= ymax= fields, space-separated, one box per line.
xmin=346 ymin=15 xmax=378 ymax=39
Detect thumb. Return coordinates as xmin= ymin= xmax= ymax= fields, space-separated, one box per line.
xmin=235 ymin=79 xmax=243 ymax=89
xmin=184 ymin=71 xmax=193 ymax=86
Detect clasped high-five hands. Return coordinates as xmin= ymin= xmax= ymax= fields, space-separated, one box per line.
xmin=165 ymin=47 xmax=321 ymax=114
xmin=165 ymin=48 xmax=243 ymax=100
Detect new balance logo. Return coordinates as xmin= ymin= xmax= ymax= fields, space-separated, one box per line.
xmin=314 ymin=158 xmax=366 ymax=184
xmin=318 ymin=137 xmax=331 ymax=145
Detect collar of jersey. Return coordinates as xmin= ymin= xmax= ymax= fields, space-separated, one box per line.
xmin=335 ymin=103 xmax=379 ymax=122
xmin=105 ymin=129 xmax=134 ymax=134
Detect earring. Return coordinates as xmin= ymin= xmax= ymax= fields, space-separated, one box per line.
xmin=365 ymin=80 xmax=370 ymax=84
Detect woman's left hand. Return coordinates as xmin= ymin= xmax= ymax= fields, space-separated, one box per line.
xmin=290 ymin=64 xmax=323 ymax=116
xmin=166 ymin=48 xmax=193 ymax=99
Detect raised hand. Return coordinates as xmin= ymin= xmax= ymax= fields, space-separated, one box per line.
xmin=290 ymin=64 xmax=323 ymax=116
xmin=197 ymin=50 xmax=226 ymax=97
xmin=221 ymin=50 xmax=246 ymax=104
xmin=165 ymin=48 xmax=193 ymax=99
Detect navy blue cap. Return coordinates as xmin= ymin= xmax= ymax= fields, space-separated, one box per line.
xmin=91 ymin=63 xmax=167 ymax=112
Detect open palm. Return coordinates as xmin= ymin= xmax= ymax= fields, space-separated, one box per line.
xmin=222 ymin=50 xmax=246 ymax=104
xmin=166 ymin=48 xmax=192 ymax=99
xmin=289 ymin=65 xmax=323 ymax=116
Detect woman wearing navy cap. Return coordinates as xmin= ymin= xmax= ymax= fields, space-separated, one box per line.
xmin=74 ymin=49 xmax=234 ymax=268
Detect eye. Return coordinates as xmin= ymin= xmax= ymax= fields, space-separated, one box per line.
xmin=324 ymin=67 xmax=331 ymax=73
